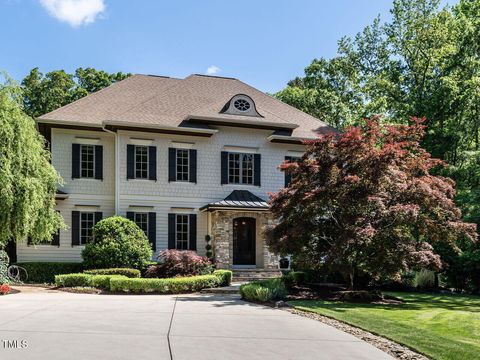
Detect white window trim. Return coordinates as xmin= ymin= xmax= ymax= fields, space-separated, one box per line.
xmin=175 ymin=214 xmax=190 ymax=250
xmin=134 ymin=145 xmax=149 ymax=180
xmin=79 ymin=211 xmax=95 ymax=245
xmin=227 ymin=152 xmax=254 ymax=185
xmin=175 ymin=148 xmax=190 ymax=182
xmin=80 ymin=144 xmax=95 ymax=179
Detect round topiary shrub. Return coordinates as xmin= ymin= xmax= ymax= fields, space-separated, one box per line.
xmin=82 ymin=216 xmax=153 ymax=270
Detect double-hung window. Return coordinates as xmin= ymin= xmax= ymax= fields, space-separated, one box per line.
xmin=175 ymin=214 xmax=189 ymax=250
xmin=176 ymin=149 xmax=189 ymax=181
xmin=80 ymin=212 xmax=95 ymax=245
xmin=134 ymin=212 xmax=149 ymax=236
xmin=80 ymin=145 xmax=95 ymax=178
xmin=135 ymin=146 xmax=149 ymax=179
xmin=228 ymin=153 xmax=253 ymax=184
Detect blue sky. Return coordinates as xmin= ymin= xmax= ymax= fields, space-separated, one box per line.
xmin=1 ymin=0 xmax=456 ymax=93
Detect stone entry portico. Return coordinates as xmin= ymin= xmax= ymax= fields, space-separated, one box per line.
xmin=210 ymin=210 xmax=278 ymax=269
xmin=200 ymin=190 xmax=279 ymax=270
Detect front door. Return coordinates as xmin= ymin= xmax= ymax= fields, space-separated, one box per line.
xmin=233 ymin=217 xmax=256 ymax=265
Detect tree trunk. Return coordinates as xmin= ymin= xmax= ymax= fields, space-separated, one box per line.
xmin=348 ymin=267 xmax=355 ymax=289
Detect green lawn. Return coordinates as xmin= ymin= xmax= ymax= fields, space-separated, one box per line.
xmin=289 ymin=292 xmax=480 ymax=360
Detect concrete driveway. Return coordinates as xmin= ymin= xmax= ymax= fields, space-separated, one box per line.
xmin=0 ymin=290 xmax=392 ymax=360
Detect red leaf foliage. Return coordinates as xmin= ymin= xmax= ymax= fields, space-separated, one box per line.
xmin=267 ymin=117 xmax=477 ymax=286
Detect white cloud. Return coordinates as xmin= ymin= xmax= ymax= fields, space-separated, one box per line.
xmin=206 ymin=65 xmax=221 ymax=75
xmin=40 ymin=0 xmax=106 ymax=27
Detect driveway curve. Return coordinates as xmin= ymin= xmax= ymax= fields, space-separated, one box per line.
xmin=0 ymin=290 xmax=392 ymax=360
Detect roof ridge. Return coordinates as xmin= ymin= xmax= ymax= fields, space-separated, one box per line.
xmin=192 ymin=74 xmax=237 ymax=80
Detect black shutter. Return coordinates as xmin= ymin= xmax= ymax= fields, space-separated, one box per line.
xmin=94 ymin=145 xmax=103 ymax=180
xmin=254 ymin=154 xmax=261 ymax=186
xmin=127 ymin=144 xmax=135 ymax=179
xmin=148 ymin=146 xmax=157 ymax=181
xmin=71 ymin=211 xmax=80 ymax=246
xmin=221 ymin=151 xmax=228 ymax=184
xmin=189 ymin=214 xmax=197 ymax=251
xmin=126 ymin=212 xmax=134 ymax=221
xmin=72 ymin=144 xmax=80 ymax=179
xmin=189 ymin=149 xmax=197 ymax=183
xmin=51 ymin=230 xmax=60 ymax=246
xmin=284 ymin=156 xmax=292 ymax=187
xmin=168 ymin=213 xmax=176 ymax=249
xmin=94 ymin=212 xmax=103 ymax=225
xmin=148 ymin=212 xmax=156 ymax=251
xmin=168 ymin=148 xmax=176 ymax=182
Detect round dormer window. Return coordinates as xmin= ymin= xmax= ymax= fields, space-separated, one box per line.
xmin=233 ymin=98 xmax=251 ymax=112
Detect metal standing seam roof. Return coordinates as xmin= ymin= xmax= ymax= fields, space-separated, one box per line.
xmin=200 ymin=190 xmax=269 ymax=211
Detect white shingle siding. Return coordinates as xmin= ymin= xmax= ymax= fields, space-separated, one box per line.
xmin=18 ymin=126 xmax=304 ymax=262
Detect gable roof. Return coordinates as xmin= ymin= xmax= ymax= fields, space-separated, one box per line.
xmin=38 ymin=74 xmax=336 ymax=139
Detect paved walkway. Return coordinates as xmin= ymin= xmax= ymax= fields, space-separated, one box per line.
xmin=0 ymin=289 xmax=392 ymax=360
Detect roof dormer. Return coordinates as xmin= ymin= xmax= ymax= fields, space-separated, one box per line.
xmin=220 ymin=94 xmax=262 ymax=117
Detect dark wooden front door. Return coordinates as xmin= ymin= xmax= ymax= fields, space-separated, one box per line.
xmin=233 ymin=217 xmax=256 ymax=265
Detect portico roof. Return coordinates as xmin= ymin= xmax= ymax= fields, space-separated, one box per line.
xmin=200 ymin=190 xmax=269 ymax=211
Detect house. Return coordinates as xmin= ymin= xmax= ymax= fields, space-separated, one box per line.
xmin=15 ymin=74 xmax=335 ymax=271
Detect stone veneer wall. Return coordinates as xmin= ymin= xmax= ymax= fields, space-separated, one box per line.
xmin=211 ymin=211 xmax=279 ymax=269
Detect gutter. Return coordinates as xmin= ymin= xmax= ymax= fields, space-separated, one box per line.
xmin=102 ymin=126 xmax=120 ymax=215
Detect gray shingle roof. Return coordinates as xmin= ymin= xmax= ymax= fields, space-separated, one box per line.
xmin=200 ymin=190 xmax=269 ymax=211
xmin=38 ymin=74 xmax=336 ymax=139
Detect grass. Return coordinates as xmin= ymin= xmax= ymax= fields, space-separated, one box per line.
xmin=289 ymin=292 xmax=480 ymax=360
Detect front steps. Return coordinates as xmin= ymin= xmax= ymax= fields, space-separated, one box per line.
xmin=232 ymin=269 xmax=282 ymax=282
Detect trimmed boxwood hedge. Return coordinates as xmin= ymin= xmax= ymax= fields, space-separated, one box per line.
xmin=15 ymin=262 xmax=83 ymax=284
xmin=55 ymin=274 xmax=127 ymax=289
xmin=213 ymin=270 xmax=232 ymax=286
xmin=240 ymin=278 xmax=287 ymax=302
xmin=110 ymin=275 xmax=220 ymax=294
xmin=84 ymin=268 xmax=141 ymax=278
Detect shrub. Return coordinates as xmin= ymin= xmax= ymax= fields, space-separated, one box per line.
xmin=0 ymin=284 xmax=10 ymax=295
xmin=414 ymin=269 xmax=436 ymax=289
xmin=240 ymin=278 xmax=287 ymax=302
xmin=55 ymin=273 xmax=127 ymax=289
xmin=110 ymin=274 xmax=220 ymax=294
xmin=55 ymin=273 xmax=92 ymax=287
xmin=84 ymin=268 xmax=140 ymax=278
xmin=145 ymin=250 xmax=212 ymax=278
xmin=82 ymin=216 xmax=153 ymax=269
xmin=14 ymin=262 xmax=83 ymax=283
xmin=213 ymin=270 xmax=232 ymax=286
xmin=282 ymin=271 xmax=306 ymax=289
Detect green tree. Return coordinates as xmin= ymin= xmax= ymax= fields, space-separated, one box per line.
xmin=21 ymin=67 xmax=130 ymax=118
xmin=0 ymin=79 xmax=64 ymax=247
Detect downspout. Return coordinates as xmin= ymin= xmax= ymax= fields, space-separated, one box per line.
xmin=102 ymin=126 xmax=119 ymax=215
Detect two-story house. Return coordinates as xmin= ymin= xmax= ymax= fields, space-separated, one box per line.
xmin=15 ymin=74 xmax=334 ymax=271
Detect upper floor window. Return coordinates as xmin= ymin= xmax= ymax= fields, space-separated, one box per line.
xmin=80 ymin=212 xmax=95 ymax=245
xmin=284 ymin=156 xmax=302 ymax=187
xmin=176 ymin=149 xmax=190 ymax=181
xmin=229 ymin=153 xmax=253 ymax=185
xmin=135 ymin=145 xmax=149 ymax=179
xmin=80 ymin=145 xmax=95 ymax=178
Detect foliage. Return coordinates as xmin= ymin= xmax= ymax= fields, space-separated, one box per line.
xmin=21 ymin=67 xmax=130 ymax=118
xmin=15 ymin=262 xmax=83 ymax=284
xmin=282 ymin=271 xmax=307 ymax=289
xmin=267 ymin=117 xmax=477 ymax=288
xmin=81 ymin=216 xmax=153 ymax=270
xmin=83 ymin=268 xmax=141 ymax=278
xmin=145 ymin=250 xmax=212 ymax=278
xmin=0 ymin=284 xmax=10 ymax=295
xmin=54 ymin=273 xmax=127 ymax=289
xmin=109 ymin=275 xmax=221 ymax=294
xmin=240 ymin=278 xmax=287 ymax=302
xmin=275 ymin=0 xmax=480 ymax=246
xmin=0 ymin=80 xmax=64 ymax=247
xmin=0 ymin=250 xmax=9 ymax=284
xmin=213 ymin=270 xmax=233 ymax=286
xmin=291 ymin=292 xmax=480 ymax=360
xmin=414 ymin=269 xmax=436 ymax=289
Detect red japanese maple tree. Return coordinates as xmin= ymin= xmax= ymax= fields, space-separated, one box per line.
xmin=267 ymin=117 xmax=477 ymax=288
